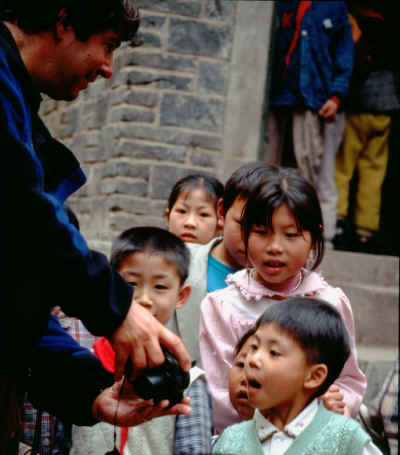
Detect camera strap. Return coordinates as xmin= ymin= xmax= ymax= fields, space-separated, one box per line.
xmin=104 ymin=376 xmax=126 ymax=455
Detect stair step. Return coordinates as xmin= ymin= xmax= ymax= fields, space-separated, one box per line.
xmin=317 ymin=250 xmax=398 ymax=348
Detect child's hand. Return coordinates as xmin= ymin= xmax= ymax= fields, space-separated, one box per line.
xmin=318 ymin=99 xmax=338 ymax=121
xmin=319 ymin=384 xmax=349 ymax=415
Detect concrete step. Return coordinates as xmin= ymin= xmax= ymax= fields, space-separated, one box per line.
xmin=317 ymin=250 xmax=398 ymax=349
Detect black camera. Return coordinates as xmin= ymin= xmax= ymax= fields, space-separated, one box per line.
xmin=126 ymin=347 xmax=190 ymax=406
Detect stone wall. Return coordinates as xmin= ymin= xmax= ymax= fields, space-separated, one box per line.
xmin=40 ymin=0 xmax=273 ymax=254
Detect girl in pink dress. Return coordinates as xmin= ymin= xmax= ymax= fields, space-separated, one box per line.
xmin=199 ymin=167 xmax=366 ymax=433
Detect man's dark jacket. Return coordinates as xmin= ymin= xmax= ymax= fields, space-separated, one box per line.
xmin=0 ymin=22 xmax=132 ymax=423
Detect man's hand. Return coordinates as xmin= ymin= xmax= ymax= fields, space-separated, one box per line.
xmin=92 ymin=379 xmax=192 ymax=427
xmin=111 ymin=302 xmax=191 ymax=381
xmin=319 ymin=384 xmax=350 ymax=416
xmin=318 ymin=99 xmax=339 ymax=121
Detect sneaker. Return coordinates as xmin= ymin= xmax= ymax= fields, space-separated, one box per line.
xmin=353 ymin=232 xmax=378 ymax=255
xmin=332 ymin=218 xmax=352 ymax=251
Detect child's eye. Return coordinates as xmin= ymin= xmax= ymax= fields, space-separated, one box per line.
xmin=254 ymin=229 xmax=267 ymax=235
xmin=235 ymin=360 xmax=245 ymax=368
xmin=175 ymin=208 xmax=186 ymax=214
xmin=200 ymin=212 xmax=212 ymax=218
xmin=270 ymin=350 xmax=281 ymax=357
xmin=155 ymin=284 xmax=168 ymax=290
xmin=128 ymin=281 xmax=137 ymax=287
xmin=286 ymin=232 xmax=300 ymax=238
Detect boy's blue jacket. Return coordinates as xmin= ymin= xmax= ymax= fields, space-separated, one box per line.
xmin=0 ymin=22 xmax=132 ymax=421
xmin=269 ymin=1 xmax=354 ymax=111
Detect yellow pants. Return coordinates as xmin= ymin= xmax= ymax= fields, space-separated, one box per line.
xmin=335 ymin=113 xmax=390 ymax=232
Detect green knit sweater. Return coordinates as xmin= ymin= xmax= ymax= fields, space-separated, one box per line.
xmin=213 ymin=403 xmax=371 ymax=455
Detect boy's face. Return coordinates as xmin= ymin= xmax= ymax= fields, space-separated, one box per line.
xmin=117 ymin=252 xmax=189 ymax=325
xmin=217 ymin=196 xmax=247 ymax=269
xmin=229 ymin=338 xmax=255 ymax=420
xmin=244 ymin=323 xmax=313 ymax=421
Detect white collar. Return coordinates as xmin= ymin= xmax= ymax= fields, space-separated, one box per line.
xmin=255 ymin=399 xmax=319 ymax=442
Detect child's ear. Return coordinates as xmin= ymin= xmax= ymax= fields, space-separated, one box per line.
xmin=164 ymin=208 xmax=170 ymax=224
xmin=176 ymin=284 xmax=191 ymax=310
xmin=304 ymin=363 xmax=328 ymax=392
xmin=216 ymin=198 xmax=225 ymax=229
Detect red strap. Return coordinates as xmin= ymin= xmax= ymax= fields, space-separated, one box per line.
xmin=330 ymin=95 xmax=341 ymax=108
xmin=284 ymin=1 xmax=312 ymax=70
xmin=93 ymin=338 xmax=130 ymax=454
xmin=120 ymin=427 xmax=129 ymax=454
xmin=92 ymin=337 xmax=115 ymax=373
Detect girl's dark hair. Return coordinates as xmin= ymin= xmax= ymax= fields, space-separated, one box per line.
xmin=222 ymin=162 xmax=279 ymax=214
xmin=241 ymin=167 xmax=324 ymax=270
xmin=167 ymin=174 xmax=223 ymax=212
xmin=110 ymin=226 xmax=190 ymax=285
xmin=0 ymin=0 xmax=139 ymax=42
xmin=252 ymin=298 xmax=351 ymax=397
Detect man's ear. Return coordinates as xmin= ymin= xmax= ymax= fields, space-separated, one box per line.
xmin=54 ymin=8 xmax=71 ymax=41
xmin=304 ymin=363 xmax=328 ymax=392
xmin=216 ymin=198 xmax=225 ymax=229
xmin=176 ymin=284 xmax=191 ymax=310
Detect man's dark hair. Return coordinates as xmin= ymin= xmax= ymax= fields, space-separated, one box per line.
xmin=0 ymin=0 xmax=139 ymax=42
xmin=110 ymin=226 xmax=190 ymax=285
xmin=222 ymin=162 xmax=278 ymax=215
xmin=244 ymin=298 xmax=351 ymax=398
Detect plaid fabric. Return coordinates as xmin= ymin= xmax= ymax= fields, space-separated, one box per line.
xmin=52 ymin=307 xmax=100 ymax=350
xmin=378 ymin=362 xmax=398 ymax=455
xmin=174 ymin=378 xmax=213 ymax=455
xmin=21 ymin=310 xmax=99 ymax=454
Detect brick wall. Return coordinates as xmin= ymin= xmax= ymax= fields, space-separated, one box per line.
xmin=40 ymin=0 xmax=273 ymax=255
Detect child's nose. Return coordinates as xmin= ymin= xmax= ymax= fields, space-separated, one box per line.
xmin=184 ymin=213 xmax=197 ymax=227
xmin=135 ymin=290 xmax=153 ymax=311
xmin=266 ymin=234 xmax=283 ymax=253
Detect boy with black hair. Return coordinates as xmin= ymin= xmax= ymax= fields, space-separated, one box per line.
xmin=72 ymin=227 xmax=212 ymax=455
xmin=213 ymin=298 xmax=381 ymax=454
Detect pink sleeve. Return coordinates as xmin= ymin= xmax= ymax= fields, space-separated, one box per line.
xmin=319 ymin=288 xmax=367 ymax=417
xmin=199 ymin=292 xmax=242 ymax=433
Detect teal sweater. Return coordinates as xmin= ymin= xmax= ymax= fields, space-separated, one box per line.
xmin=213 ymin=403 xmax=371 ymax=455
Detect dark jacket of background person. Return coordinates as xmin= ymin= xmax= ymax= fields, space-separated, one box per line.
xmin=269 ymin=0 xmax=354 ymax=112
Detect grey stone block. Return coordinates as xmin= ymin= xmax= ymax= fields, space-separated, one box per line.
xmin=107 ymin=195 xmax=151 ymax=215
xmin=101 ymin=178 xmax=148 ymax=197
xmin=136 ymin=0 xmax=201 ymax=17
xmin=126 ymin=71 xmax=193 ymax=91
xmin=190 ymin=149 xmax=219 ymax=168
xmin=126 ymin=91 xmax=159 ymax=108
xmin=135 ymin=31 xmax=162 ymax=49
xmin=198 ymin=60 xmax=228 ymax=94
xmin=110 ymin=106 xmax=155 ymax=123
xmin=204 ymin=0 xmax=236 ymax=22
xmin=120 ymin=124 xmax=223 ymax=150
xmin=160 ymin=93 xmax=224 ymax=132
xmin=60 ymin=108 xmax=78 ymax=138
xmin=139 ymin=14 xmax=166 ymax=30
xmin=101 ymin=161 xmax=150 ymax=180
xmin=168 ymin=18 xmax=232 ymax=58
xmin=125 ymin=51 xmax=195 ymax=72
xmin=117 ymin=141 xmax=186 ymax=163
